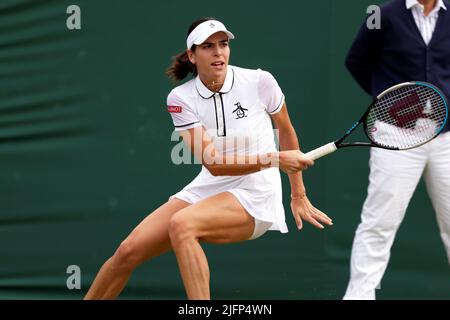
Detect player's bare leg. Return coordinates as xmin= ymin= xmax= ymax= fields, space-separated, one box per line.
xmin=84 ymin=198 xmax=190 ymax=299
xmin=168 ymin=192 xmax=255 ymax=300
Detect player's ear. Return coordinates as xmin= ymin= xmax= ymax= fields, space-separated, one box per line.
xmin=187 ymin=49 xmax=196 ymax=65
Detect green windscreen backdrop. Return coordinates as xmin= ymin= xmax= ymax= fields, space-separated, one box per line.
xmin=1 ymin=0 xmax=449 ymax=299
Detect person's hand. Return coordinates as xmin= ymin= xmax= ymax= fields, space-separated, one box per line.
xmin=279 ymin=150 xmax=314 ymax=174
xmin=290 ymin=194 xmax=333 ymax=230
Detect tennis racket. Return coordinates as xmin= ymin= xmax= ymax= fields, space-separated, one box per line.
xmin=304 ymin=81 xmax=448 ymax=161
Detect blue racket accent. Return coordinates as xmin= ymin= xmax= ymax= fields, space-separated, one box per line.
xmin=346 ymin=121 xmax=359 ymax=135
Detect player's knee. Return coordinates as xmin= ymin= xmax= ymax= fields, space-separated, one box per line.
xmin=111 ymin=239 xmax=142 ymax=271
xmin=168 ymin=212 xmax=195 ymax=244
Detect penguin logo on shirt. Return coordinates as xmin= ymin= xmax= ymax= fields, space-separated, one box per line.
xmin=232 ymin=102 xmax=248 ymax=119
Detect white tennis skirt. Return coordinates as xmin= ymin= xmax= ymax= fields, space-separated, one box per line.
xmin=169 ymin=166 xmax=288 ymax=234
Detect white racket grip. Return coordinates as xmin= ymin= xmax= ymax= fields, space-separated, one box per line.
xmin=304 ymin=142 xmax=337 ymax=161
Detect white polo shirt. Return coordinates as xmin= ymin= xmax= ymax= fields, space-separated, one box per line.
xmin=166 ymin=65 xmax=288 ymax=234
xmin=167 ymin=65 xmax=284 ymax=155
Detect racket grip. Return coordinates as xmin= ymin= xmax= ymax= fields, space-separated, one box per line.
xmin=304 ymin=142 xmax=337 ymax=161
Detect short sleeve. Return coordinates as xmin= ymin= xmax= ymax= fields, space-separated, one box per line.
xmin=166 ymin=90 xmax=201 ymax=131
xmin=257 ymin=69 xmax=285 ymax=114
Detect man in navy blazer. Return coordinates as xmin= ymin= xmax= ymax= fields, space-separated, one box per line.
xmin=344 ymin=0 xmax=450 ymax=299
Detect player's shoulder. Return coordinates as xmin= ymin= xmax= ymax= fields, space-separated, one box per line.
xmin=231 ymin=65 xmax=276 ymax=84
xmin=167 ymin=78 xmax=196 ymax=103
xmin=231 ymin=65 xmax=274 ymax=76
xmin=230 ymin=65 xmax=259 ymax=76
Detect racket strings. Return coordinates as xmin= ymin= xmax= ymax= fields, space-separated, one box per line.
xmin=372 ymin=87 xmax=446 ymax=147
xmin=366 ymin=85 xmax=447 ymax=149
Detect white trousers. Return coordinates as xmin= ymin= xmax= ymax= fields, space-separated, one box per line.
xmin=344 ymin=131 xmax=450 ymax=300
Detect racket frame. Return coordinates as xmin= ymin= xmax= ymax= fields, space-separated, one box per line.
xmin=304 ymin=81 xmax=448 ymax=160
xmin=336 ymin=81 xmax=447 ymax=150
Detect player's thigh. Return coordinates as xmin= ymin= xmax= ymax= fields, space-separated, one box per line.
xmin=122 ymin=198 xmax=191 ymax=260
xmin=172 ymin=192 xmax=255 ymax=244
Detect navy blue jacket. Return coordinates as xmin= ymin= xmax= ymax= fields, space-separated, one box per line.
xmin=346 ymin=0 xmax=450 ymax=131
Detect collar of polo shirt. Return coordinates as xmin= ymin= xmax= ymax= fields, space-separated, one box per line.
xmin=195 ymin=65 xmax=235 ymax=99
xmin=186 ymin=20 xmax=235 ymax=50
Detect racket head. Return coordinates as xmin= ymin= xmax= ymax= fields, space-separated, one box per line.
xmin=363 ymin=81 xmax=448 ymax=150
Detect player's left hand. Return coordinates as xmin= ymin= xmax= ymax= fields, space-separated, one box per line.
xmin=290 ymin=195 xmax=333 ymax=230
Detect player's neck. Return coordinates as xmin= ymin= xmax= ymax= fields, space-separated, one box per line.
xmin=418 ymin=0 xmax=437 ymax=16
xmin=199 ymin=75 xmax=226 ymax=92
xmin=206 ymin=80 xmax=224 ymax=92
xmin=199 ymin=73 xmax=226 ymax=92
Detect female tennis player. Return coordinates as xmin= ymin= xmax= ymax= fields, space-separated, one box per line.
xmin=84 ymin=17 xmax=332 ymax=300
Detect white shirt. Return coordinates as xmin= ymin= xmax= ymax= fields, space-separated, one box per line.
xmin=167 ymin=66 xmax=288 ymax=233
xmin=406 ymin=0 xmax=447 ymax=45
xmin=167 ymin=65 xmax=285 ymax=155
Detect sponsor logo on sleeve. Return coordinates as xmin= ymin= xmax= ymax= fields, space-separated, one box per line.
xmin=167 ymin=106 xmax=182 ymax=113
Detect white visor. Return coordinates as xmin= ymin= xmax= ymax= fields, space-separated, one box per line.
xmin=186 ymin=20 xmax=235 ymax=49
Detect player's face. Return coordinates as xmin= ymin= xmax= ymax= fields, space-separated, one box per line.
xmin=188 ymin=32 xmax=230 ymax=82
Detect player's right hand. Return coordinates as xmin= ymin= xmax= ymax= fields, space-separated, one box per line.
xmin=278 ymin=150 xmax=314 ymax=174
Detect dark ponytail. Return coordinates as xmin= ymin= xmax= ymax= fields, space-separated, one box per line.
xmin=166 ymin=51 xmax=197 ymax=81
xmin=166 ymin=17 xmax=216 ymax=82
